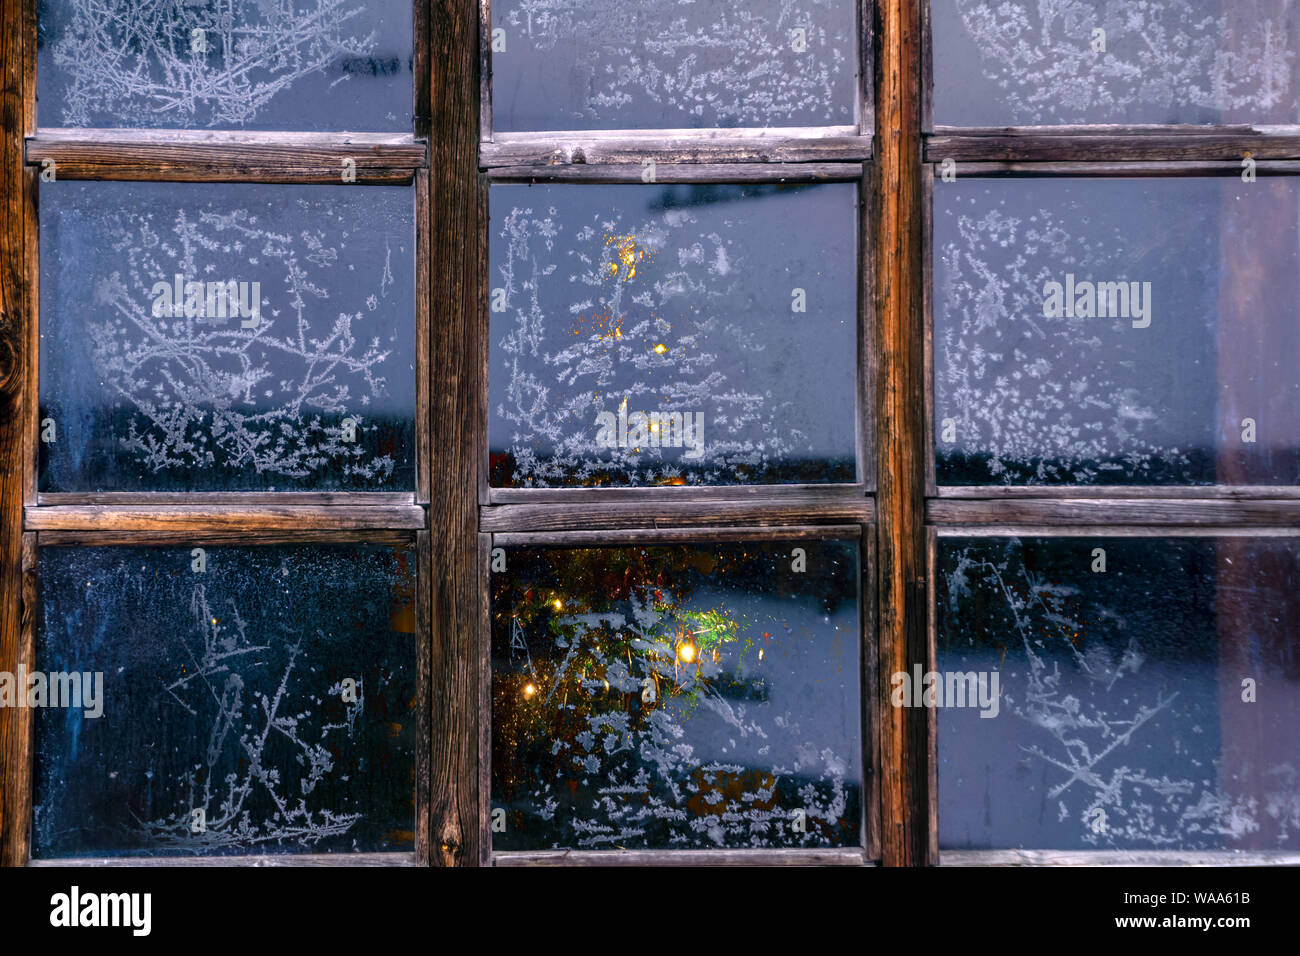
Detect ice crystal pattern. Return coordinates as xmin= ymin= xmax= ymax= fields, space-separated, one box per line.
xmin=520 ymin=590 xmax=853 ymax=848
xmin=953 ymin=0 xmax=1295 ymax=123
xmin=944 ymin=546 xmax=1300 ymax=847
xmin=496 ymin=202 xmax=810 ymax=485
xmin=936 ymin=203 xmax=1193 ymax=483
xmin=499 ymin=0 xmax=850 ymax=126
xmin=134 ymin=586 xmax=364 ymax=851
xmin=50 ymin=0 xmax=379 ymax=127
xmin=90 ymin=206 xmax=397 ymax=482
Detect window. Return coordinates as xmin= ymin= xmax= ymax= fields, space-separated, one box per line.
xmin=2 ymin=0 xmax=1298 ymax=870
xmin=925 ymin=0 xmax=1300 ymax=866
xmin=3 ymin=0 xmax=427 ymax=865
xmin=477 ymin=0 xmax=876 ymax=865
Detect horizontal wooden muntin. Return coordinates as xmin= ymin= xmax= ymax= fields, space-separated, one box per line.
xmin=926 ymin=125 xmax=1300 ymax=163
xmin=481 ymin=127 xmax=871 ymax=169
xmin=27 ymin=129 xmax=426 ymax=183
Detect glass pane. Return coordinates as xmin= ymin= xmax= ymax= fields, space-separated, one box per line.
xmin=32 ymin=543 xmax=417 ymax=859
xmin=936 ymin=536 xmax=1300 ymax=852
xmin=491 ymin=0 xmax=857 ymax=131
xmin=489 ymin=182 xmax=860 ymax=487
xmin=932 ymin=0 xmax=1300 ymax=127
xmin=934 ymin=175 xmax=1300 ymax=486
xmin=39 ymin=181 xmax=416 ymax=492
xmin=491 ymin=538 xmax=863 ymax=850
xmin=37 ymin=0 xmax=414 ymax=131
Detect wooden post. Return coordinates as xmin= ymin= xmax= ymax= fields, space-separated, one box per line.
xmin=874 ymin=0 xmax=931 ymax=866
xmin=0 ymin=0 xmax=34 ymax=868
xmin=428 ymin=0 xmax=486 ymax=866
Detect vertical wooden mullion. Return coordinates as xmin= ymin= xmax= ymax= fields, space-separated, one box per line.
xmin=479 ymin=0 xmax=493 ymax=143
xmin=416 ymin=168 xmax=431 ymax=506
xmin=861 ymin=527 xmax=881 ymax=860
xmin=859 ymin=168 xmax=877 ymax=492
xmin=0 ymin=0 xmax=33 ymax=868
xmin=874 ymin=0 xmax=931 ymax=866
xmin=415 ymin=530 xmax=432 ymax=864
xmin=477 ymin=531 xmax=491 ymax=866
xmin=429 ymin=0 xmax=485 ymax=867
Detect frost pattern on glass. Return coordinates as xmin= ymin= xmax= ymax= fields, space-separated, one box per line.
xmin=38 ymin=0 xmax=413 ymax=130
xmin=492 ymin=0 xmax=856 ymax=131
xmin=934 ymin=177 xmax=1300 ymax=486
xmin=934 ymin=0 xmax=1300 ymax=126
xmin=492 ymin=541 xmax=862 ymax=850
xmin=33 ymin=545 xmax=416 ymax=858
xmin=490 ymin=183 xmax=859 ymax=487
xmin=938 ymin=537 xmax=1300 ymax=851
xmin=40 ymin=182 xmax=415 ymax=492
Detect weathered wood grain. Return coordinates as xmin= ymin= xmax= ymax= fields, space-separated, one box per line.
xmin=480 ymin=127 xmax=871 ymax=168
xmin=0 ymin=0 xmax=32 ymax=868
xmin=875 ymin=0 xmax=931 ymax=867
xmin=28 ymin=130 xmax=425 ymax=168
xmin=428 ymin=0 xmax=484 ymax=868
xmin=480 ymin=499 xmax=874 ymax=534
xmin=927 ymin=499 xmax=1300 ymax=526
xmin=492 ymin=524 xmax=863 ymax=547
xmin=927 ymin=126 xmax=1300 ymax=162
xmin=487 ymin=162 xmax=863 ymax=183
xmin=25 ymin=504 xmax=425 ymax=532
xmin=37 ymin=530 xmax=415 ymax=547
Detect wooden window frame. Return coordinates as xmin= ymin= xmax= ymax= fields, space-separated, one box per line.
xmin=0 ymin=0 xmax=434 ymax=867
xmin=468 ymin=0 xmax=879 ymax=866
xmin=918 ymin=0 xmax=1300 ymax=867
xmin=2 ymin=0 xmax=1297 ymax=869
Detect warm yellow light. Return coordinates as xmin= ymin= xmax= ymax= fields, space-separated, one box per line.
xmin=553 ymin=599 xmax=563 ymax=610
xmin=677 ymin=641 xmax=697 ymax=664
xmin=523 ymin=682 xmax=537 ymax=698
xmin=653 ymin=343 xmax=667 ymax=354
xmin=758 ymin=648 xmax=765 ymax=660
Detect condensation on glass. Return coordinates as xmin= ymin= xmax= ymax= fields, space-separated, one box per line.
xmin=31 ymin=544 xmax=417 ymax=859
xmin=39 ymin=181 xmax=416 ymax=493
xmin=491 ymin=539 xmax=863 ymax=850
xmin=935 ymin=535 xmax=1300 ymax=852
xmin=36 ymin=0 xmax=414 ymax=131
xmin=490 ymin=0 xmax=858 ymax=131
xmin=933 ymin=175 xmax=1300 ymax=487
xmin=931 ymin=0 xmax=1300 ymax=127
xmin=489 ymin=182 xmax=860 ymax=488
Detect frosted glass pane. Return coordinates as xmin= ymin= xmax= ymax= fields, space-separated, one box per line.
xmin=38 ymin=0 xmax=413 ymax=131
xmin=491 ymin=538 xmax=863 ymax=850
xmin=933 ymin=0 xmax=1300 ymax=127
xmin=32 ymin=543 xmax=417 ymax=859
xmin=937 ymin=536 xmax=1300 ymax=852
xmin=491 ymin=0 xmax=857 ymax=131
xmin=39 ymin=181 xmax=416 ymax=492
xmin=934 ymin=176 xmax=1300 ymax=486
xmin=489 ymin=182 xmax=860 ymax=488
